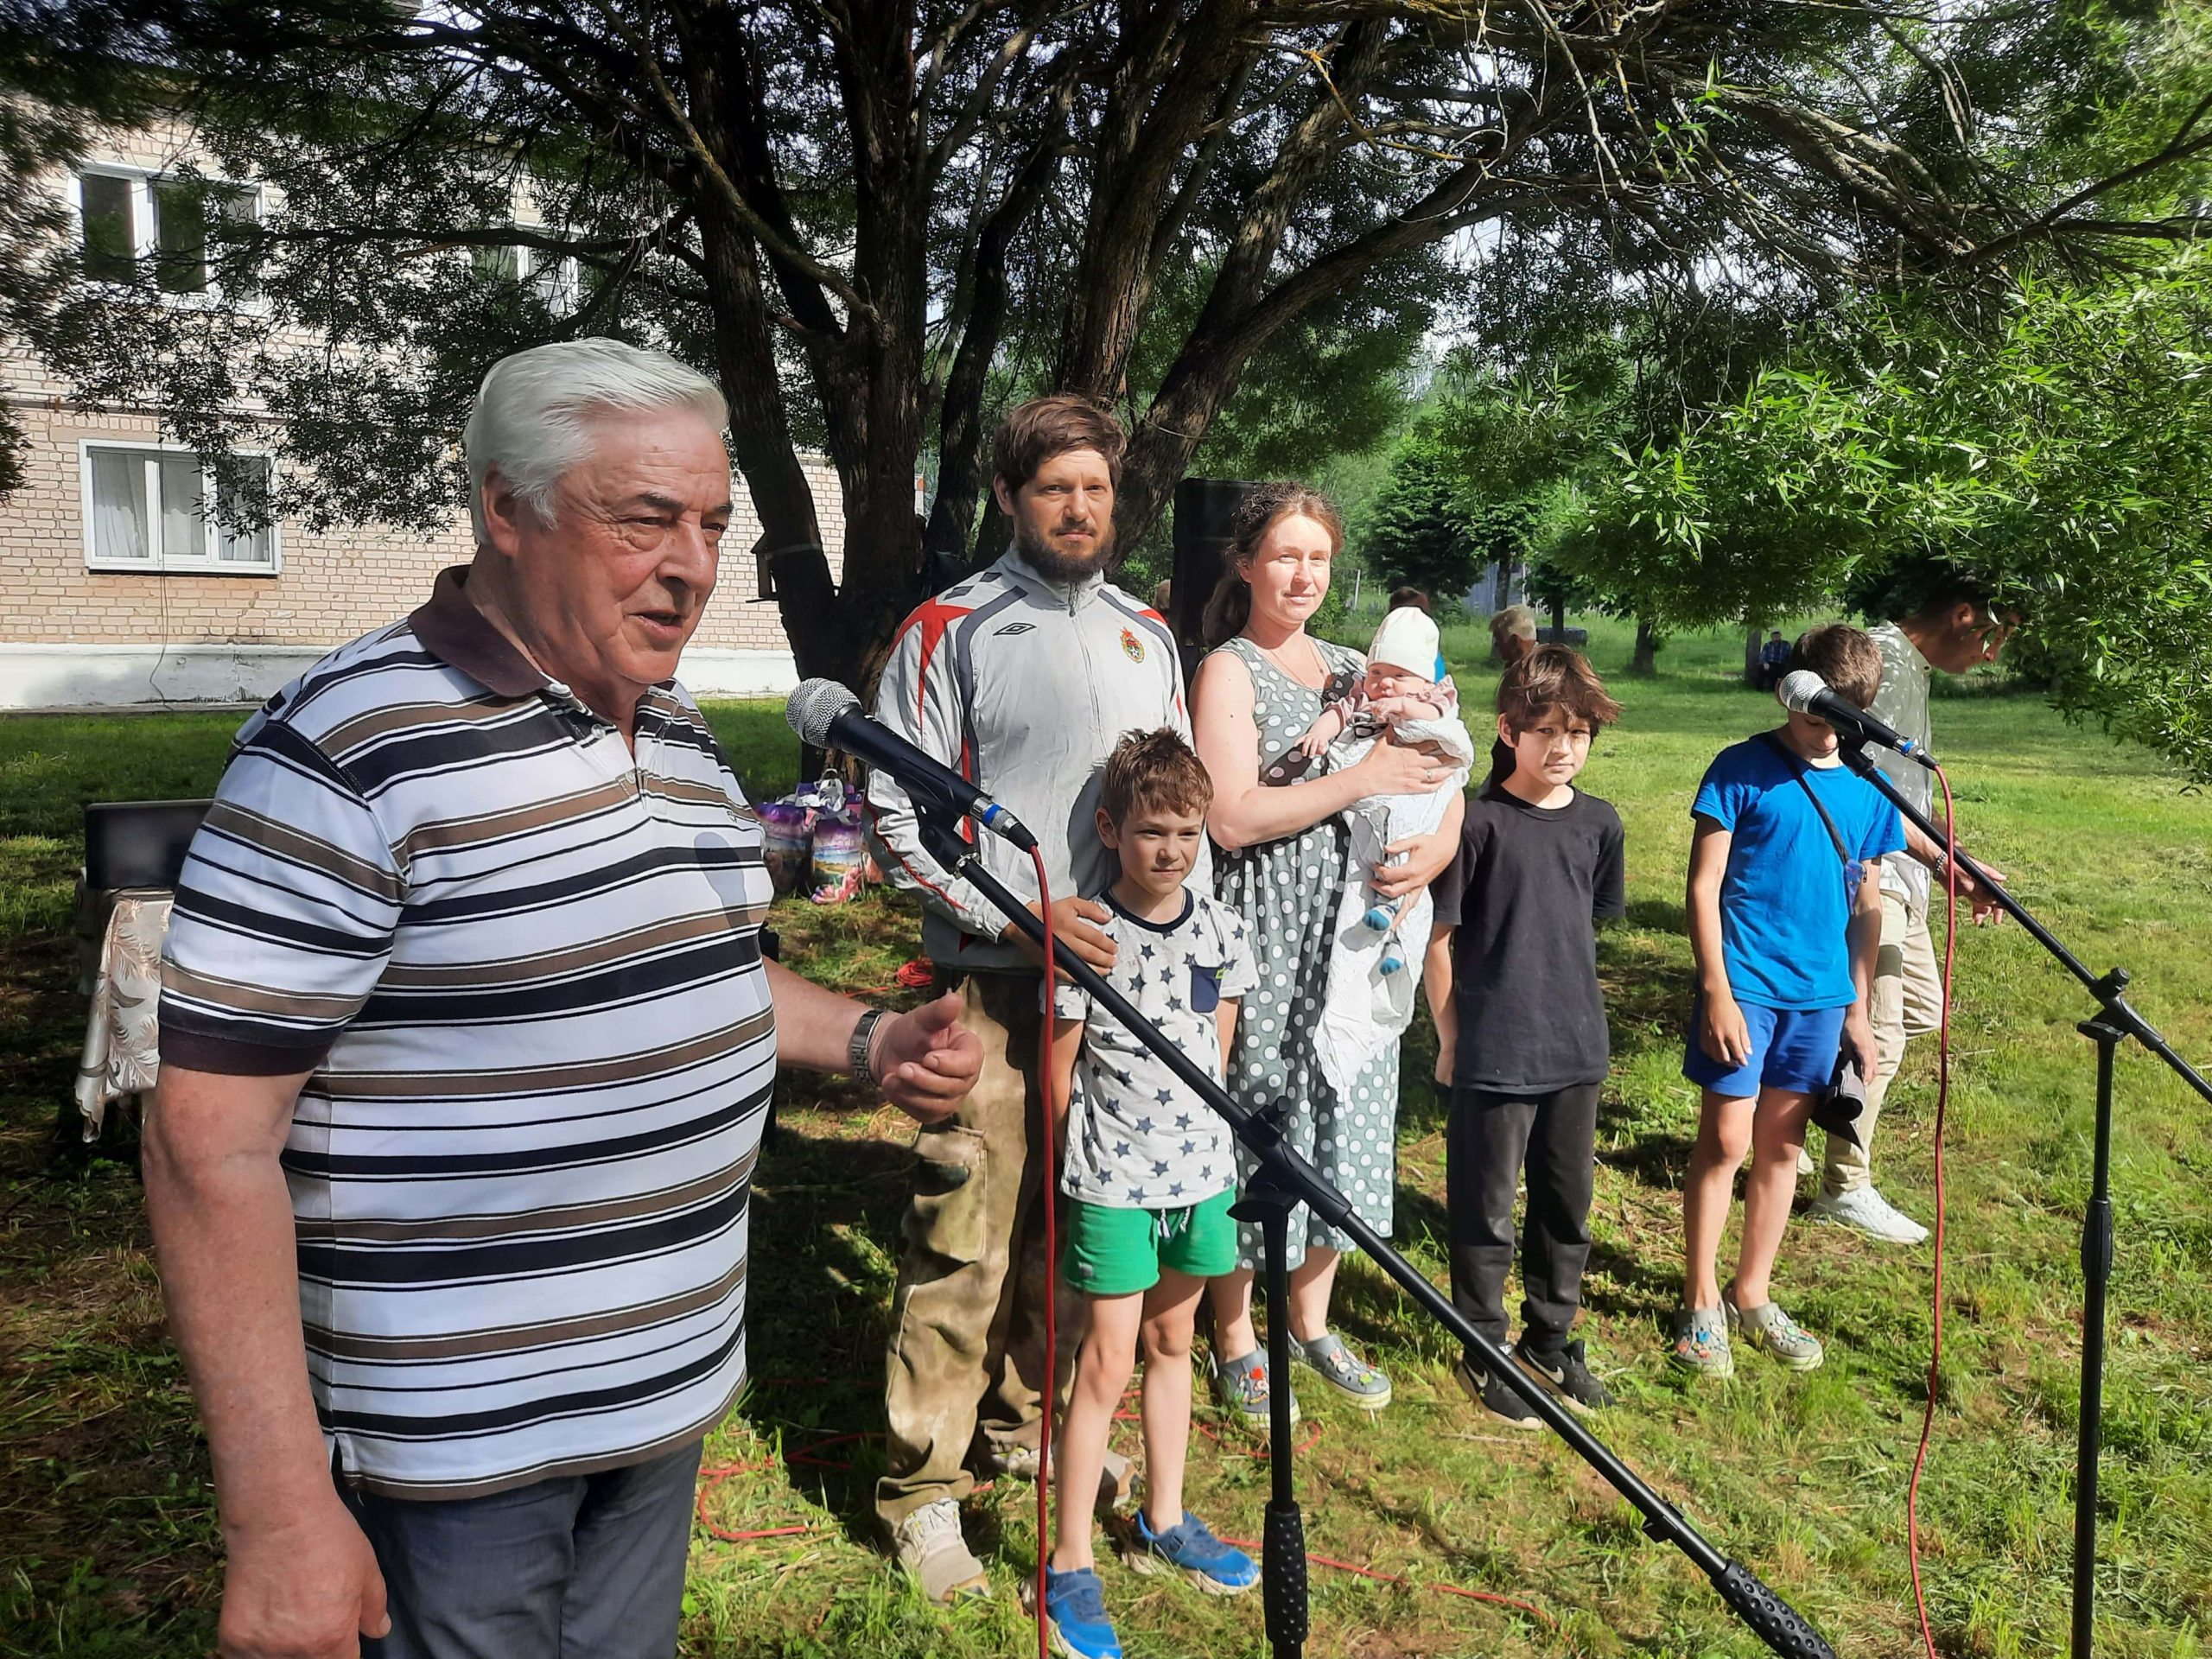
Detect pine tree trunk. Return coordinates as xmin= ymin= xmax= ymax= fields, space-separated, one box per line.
xmin=1630 ymin=618 xmax=1661 ymax=676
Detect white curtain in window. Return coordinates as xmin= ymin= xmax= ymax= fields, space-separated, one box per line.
xmin=159 ymin=454 xmax=206 ymax=559
xmin=89 ymin=450 xmax=149 ymax=562
xmin=216 ymin=459 xmax=272 ymax=563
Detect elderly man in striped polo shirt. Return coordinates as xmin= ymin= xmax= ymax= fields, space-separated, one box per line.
xmin=144 ymin=339 xmax=982 ymax=1659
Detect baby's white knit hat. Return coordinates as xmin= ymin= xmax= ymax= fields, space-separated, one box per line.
xmin=1367 ymin=607 xmax=1441 ymax=677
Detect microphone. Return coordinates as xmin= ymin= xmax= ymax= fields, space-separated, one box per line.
xmin=1777 ymin=670 xmax=1936 ymax=769
xmin=785 ymin=679 xmax=1039 ymax=851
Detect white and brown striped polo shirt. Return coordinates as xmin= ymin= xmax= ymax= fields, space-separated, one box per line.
xmin=159 ymin=566 xmax=775 ymax=1499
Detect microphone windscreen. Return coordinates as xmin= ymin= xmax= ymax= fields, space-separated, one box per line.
xmin=786 ymin=678 xmax=861 ymax=747
xmin=1776 ymin=670 xmax=1827 ymax=715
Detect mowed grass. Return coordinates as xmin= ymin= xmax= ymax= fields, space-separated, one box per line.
xmin=2 ymin=620 xmax=2209 ymax=1656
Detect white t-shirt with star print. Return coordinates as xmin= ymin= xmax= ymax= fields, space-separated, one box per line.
xmin=1052 ymin=889 xmax=1258 ymax=1208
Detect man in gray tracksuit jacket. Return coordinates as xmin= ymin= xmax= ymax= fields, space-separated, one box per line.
xmin=866 ymin=397 xmax=1198 ymax=1600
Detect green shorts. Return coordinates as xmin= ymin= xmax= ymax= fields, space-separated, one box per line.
xmin=1062 ymin=1190 xmax=1237 ymax=1296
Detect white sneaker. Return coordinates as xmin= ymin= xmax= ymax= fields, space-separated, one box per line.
xmin=1813 ymin=1185 xmax=1929 ymax=1244
xmin=893 ymin=1497 xmax=990 ymax=1604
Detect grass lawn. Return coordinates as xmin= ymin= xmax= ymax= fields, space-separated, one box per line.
xmin=3 ymin=620 xmax=2209 ymax=1656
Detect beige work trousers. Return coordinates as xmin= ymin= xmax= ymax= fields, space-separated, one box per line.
xmin=875 ymin=967 xmax=1074 ymax=1530
xmin=1823 ymin=888 xmax=1943 ymax=1196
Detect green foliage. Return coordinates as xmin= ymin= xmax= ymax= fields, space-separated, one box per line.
xmin=1359 ymin=432 xmax=1480 ymax=601
xmin=1578 ymin=257 xmax=2212 ymax=780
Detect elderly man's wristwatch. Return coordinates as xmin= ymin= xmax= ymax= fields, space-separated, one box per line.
xmin=849 ymin=1007 xmax=890 ymax=1081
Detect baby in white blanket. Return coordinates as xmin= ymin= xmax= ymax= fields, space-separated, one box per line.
xmin=1292 ymin=607 xmax=1473 ymax=1096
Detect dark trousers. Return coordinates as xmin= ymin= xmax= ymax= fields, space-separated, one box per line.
xmin=1446 ymin=1083 xmax=1600 ymax=1359
xmin=340 ymin=1439 xmax=702 ymax=1659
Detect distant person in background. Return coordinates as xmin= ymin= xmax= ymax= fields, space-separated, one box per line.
xmin=1809 ymin=577 xmax=2013 ymax=1243
xmin=1758 ymin=631 xmax=1791 ymax=691
xmin=1489 ymin=602 xmax=1537 ymax=665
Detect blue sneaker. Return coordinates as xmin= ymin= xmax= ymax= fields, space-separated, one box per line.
xmin=1379 ymin=950 xmax=1405 ymax=975
xmin=1123 ymin=1510 xmax=1259 ymax=1594
xmin=1363 ymin=904 xmax=1395 ymax=931
xmin=1041 ymin=1567 xmax=1121 ymax=1659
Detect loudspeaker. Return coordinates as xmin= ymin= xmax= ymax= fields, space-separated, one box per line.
xmin=84 ymin=799 xmax=213 ymax=891
xmin=1169 ymin=477 xmax=1251 ymax=649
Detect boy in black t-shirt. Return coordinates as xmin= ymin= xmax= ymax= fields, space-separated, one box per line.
xmin=1429 ymin=645 xmax=1625 ymax=1426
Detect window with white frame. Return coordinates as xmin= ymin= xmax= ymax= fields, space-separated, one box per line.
xmin=81 ymin=443 xmax=279 ymax=573
xmin=73 ymin=168 xmax=261 ymax=299
xmin=471 ymin=232 xmax=579 ymax=312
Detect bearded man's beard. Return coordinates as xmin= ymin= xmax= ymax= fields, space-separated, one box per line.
xmin=1014 ymin=516 xmax=1116 ymax=583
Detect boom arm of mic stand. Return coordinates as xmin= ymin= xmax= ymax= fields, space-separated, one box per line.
xmin=912 ymin=810 xmax=1840 ymax=1659
xmin=1834 ymin=745 xmax=2212 ymax=1105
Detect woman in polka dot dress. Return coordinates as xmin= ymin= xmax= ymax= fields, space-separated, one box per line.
xmin=1188 ymin=483 xmax=1465 ymax=1418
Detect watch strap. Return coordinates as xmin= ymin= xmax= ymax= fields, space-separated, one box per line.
xmin=849 ymin=1007 xmax=889 ymax=1081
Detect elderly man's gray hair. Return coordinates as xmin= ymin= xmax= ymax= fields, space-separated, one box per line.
xmin=463 ymin=339 xmax=728 ymax=541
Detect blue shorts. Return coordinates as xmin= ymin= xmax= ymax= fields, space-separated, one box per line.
xmin=1681 ymin=1000 xmax=1845 ymax=1096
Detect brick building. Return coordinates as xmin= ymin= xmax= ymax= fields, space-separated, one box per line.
xmin=3 ymin=116 xmax=840 ymax=710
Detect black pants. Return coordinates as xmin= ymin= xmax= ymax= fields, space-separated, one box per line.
xmin=1446 ymin=1083 xmax=1600 ymax=1359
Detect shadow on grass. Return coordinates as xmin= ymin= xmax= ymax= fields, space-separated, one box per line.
xmin=736 ymin=1118 xmax=916 ymax=1544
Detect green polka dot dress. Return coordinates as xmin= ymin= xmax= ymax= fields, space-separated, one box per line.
xmin=1209 ymin=635 xmax=1400 ymax=1271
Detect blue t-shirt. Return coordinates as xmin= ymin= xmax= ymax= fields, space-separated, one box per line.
xmin=1691 ymin=737 xmax=1904 ymax=1011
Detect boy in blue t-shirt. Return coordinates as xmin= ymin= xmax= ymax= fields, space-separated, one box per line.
xmin=1675 ymin=625 xmax=1904 ymax=1377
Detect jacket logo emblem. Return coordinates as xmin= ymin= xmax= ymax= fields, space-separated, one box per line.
xmin=995 ymin=621 xmax=1036 ymax=636
xmin=1121 ymin=628 xmax=1145 ymax=663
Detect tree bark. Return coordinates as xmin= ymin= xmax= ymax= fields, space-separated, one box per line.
xmin=1744 ymin=625 xmax=1763 ymax=688
xmin=1630 ymin=618 xmax=1662 ymax=676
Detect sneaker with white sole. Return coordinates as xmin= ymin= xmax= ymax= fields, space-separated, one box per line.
xmin=1037 ymin=1566 xmax=1121 ymax=1658
xmin=892 ymin=1497 xmax=989 ymax=1605
xmin=1812 ymin=1185 xmax=1929 ymax=1244
xmin=1453 ymin=1356 xmax=1540 ymax=1427
xmin=1124 ymin=1510 xmax=1260 ymax=1593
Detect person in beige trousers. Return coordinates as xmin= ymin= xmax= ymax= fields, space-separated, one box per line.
xmin=1812 ymin=575 xmax=2017 ymax=1241
xmin=864 ymin=396 xmax=1199 ymax=1603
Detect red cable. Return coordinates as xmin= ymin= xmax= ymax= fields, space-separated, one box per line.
xmin=1031 ymin=849 xmax=1058 ymax=1659
xmin=1906 ymin=764 xmax=1961 ymax=1659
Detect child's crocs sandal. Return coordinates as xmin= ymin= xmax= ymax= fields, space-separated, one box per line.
xmin=1670 ymin=1306 xmax=1733 ymax=1377
xmin=1726 ymin=1295 xmax=1825 ymax=1371
xmin=1291 ymin=1330 xmax=1393 ymax=1409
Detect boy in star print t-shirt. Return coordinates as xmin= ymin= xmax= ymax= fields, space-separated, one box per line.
xmin=1042 ymin=729 xmax=1261 ymax=1655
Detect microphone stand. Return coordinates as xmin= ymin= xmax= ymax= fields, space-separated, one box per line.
xmin=1834 ymin=741 xmax=2212 ymax=1659
xmin=913 ymin=807 xmax=1840 ymax=1659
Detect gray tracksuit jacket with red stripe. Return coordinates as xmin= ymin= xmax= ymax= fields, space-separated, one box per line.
xmin=866 ymin=547 xmax=1198 ymax=972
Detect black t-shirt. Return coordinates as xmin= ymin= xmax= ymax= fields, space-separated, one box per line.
xmin=1431 ymin=784 xmax=1626 ymax=1093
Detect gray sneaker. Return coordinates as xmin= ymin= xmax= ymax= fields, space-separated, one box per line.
xmin=892 ymin=1497 xmax=989 ymax=1605
xmin=1725 ymin=1293 xmax=1826 ymax=1371
xmin=1289 ymin=1330 xmax=1392 ymax=1410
